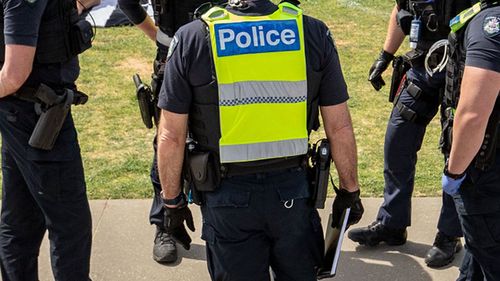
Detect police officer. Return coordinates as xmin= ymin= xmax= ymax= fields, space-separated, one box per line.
xmin=441 ymin=0 xmax=500 ymax=279
xmin=348 ymin=0 xmax=468 ymax=268
xmin=156 ymin=0 xmax=364 ymax=279
xmin=117 ymin=0 xmax=210 ymax=263
xmin=0 ymin=0 xmax=93 ymax=279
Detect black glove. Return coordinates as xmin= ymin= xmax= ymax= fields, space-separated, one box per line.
xmin=164 ymin=205 xmax=195 ymax=250
xmin=331 ymin=186 xmax=364 ymax=228
xmin=368 ymin=50 xmax=395 ymax=91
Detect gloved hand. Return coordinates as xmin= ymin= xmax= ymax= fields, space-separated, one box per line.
xmin=164 ymin=205 xmax=195 ymax=250
xmin=368 ymin=50 xmax=395 ymax=91
xmin=442 ymin=173 xmax=466 ymax=196
xmin=331 ymin=186 xmax=364 ymax=228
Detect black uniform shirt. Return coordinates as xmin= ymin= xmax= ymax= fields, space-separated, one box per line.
xmin=2 ymin=0 xmax=79 ymax=86
xmin=158 ymin=0 xmax=349 ymax=114
xmin=464 ymin=5 xmax=500 ymax=73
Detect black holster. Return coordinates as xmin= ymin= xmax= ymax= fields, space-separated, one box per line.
xmin=308 ymin=139 xmax=331 ymax=209
xmin=389 ymin=56 xmax=411 ymax=103
xmin=15 ymin=84 xmax=88 ymax=150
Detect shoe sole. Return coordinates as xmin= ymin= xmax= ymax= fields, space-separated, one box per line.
xmin=153 ymin=254 xmax=177 ymax=263
xmin=349 ymin=235 xmax=406 ymax=247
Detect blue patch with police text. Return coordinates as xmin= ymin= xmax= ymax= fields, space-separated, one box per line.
xmin=214 ymin=20 xmax=300 ymax=57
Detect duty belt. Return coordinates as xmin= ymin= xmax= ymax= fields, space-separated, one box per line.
xmin=14 ymin=85 xmax=88 ymax=105
xmin=220 ymin=155 xmax=306 ymax=177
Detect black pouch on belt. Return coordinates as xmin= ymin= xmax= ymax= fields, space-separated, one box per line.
xmin=188 ymin=151 xmax=220 ymax=192
xmin=69 ymin=19 xmax=93 ymax=55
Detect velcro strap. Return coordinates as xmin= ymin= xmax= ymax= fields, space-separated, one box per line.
xmin=15 ymin=86 xmax=88 ymax=105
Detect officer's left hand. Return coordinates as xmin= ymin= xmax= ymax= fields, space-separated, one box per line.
xmin=164 ymin=204 xmax=196 ymax=250
xmin=442 ymin=173 xmax=466 ymax=196
xmin=368 ymin=50 xmax=394 ymax=91
xmin=331 ymin=186 xmax=364 ymax=228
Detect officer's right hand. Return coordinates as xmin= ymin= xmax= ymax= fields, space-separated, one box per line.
xmin=331 ymin=186 xmax=364 ymax=228
xmin=164 ymin=204 xmax=196 ymax=250
xmin=368 ymin=50 xmax=395 ymax=91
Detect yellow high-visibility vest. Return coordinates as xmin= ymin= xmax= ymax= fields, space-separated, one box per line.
xmin=202 ymin=2 xmax=308 ymax=163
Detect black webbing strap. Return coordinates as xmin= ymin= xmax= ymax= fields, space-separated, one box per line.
xmin=14 ymin=85 xmax=88 ymax=105
xmin=220 ymin=156 xmax=306 ymax=177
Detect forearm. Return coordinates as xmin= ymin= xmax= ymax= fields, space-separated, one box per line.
xmin=382 ymin=5 xmax=405 ymax=55
xmin=329 ymin=124 xmax=359 ymax=192
xmin=157 ymin=111 xmax=187 ymax=199
xmin=136 ymin=16 xmax=157 ymax=42
xmin=448 ymin=66 xmax=500 ymax=174
xmin=448 ymin=111 xmax=489 ymax=174
xmin=0 ymin=72 xmax=21 ymax=98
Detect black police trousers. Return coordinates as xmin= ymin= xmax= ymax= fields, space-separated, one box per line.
xmin=200 ymin=167 xmax=323 ymax=281
xmin=377 ymin=67 xmax=462 ymax=237
xmin=454 ymin=153 xmax=500 ymax=281
xmin=0 ymin=97 xmax=92 ymax=281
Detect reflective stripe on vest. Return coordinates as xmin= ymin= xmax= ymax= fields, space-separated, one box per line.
xmin=202 ymin=3 xmax=308 ymax=163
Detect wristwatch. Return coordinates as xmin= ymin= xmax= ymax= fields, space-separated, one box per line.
xmin=160 ymin=191 xmax=187 ymax=207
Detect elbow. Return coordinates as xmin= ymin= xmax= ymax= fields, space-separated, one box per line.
xmin=158 ymin=128 xmax=185 ymax=147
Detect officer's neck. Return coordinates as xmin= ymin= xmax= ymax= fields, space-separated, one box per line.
xmin=227 ymin=0 xmax=278 ymax=15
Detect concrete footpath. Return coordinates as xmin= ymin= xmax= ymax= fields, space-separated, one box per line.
xmin=7 ymin=198 xmax=464 ymax=281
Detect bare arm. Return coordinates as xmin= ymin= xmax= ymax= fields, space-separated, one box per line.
xmin=321 ymin=102 xmax=359 ymax=192
xmin=157 ymin=109 xmax=188 ymax=199
xmin=383 ymin=4 xmax=406 ymax=55
xmin=76 ymin=0 xmax=100 ymax=14
xmin=0 ymin=45 xmax=35 ymax=98
xmin=136 ymin=16 xmax=158 ymax=42
xmin=448 ymin=67 xmax=500 ymax=174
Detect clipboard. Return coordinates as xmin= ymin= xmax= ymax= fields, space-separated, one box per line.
xmin=317 ymin=208 xmax=351 ymax=279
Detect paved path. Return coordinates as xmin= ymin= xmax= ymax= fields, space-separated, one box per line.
xmin=2 ymin=198 xmax=464 ymax=281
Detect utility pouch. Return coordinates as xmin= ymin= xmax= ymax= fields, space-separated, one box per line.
xmin=69 ymin=19 xmax=93 ymax=56
xmin=188 ymin=151 xmax=220 ymax=192
xmin=475 ymin=101 xmax=499 ymax=171
xmin=389 ymin=56 xmax=411 ymax=103
xmin=440 ymin=107 xmax=454 ymax=155
xmin=308 ymin=139 xmax=331 ymax=209
xmin=29 ymin=84 xmax=74 ymax=150
xmin=405 ymin=49 xmax=426 ymax=68
xmin=396 ymin=9 xmax=413 ymax=35
xmin=133 ymin=74 xmax=156 ymax=129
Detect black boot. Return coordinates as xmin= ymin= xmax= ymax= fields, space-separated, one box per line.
xmin=348 ymin=221 xmax=407 ymax=246
xmin=153 ymin=226 xmax=177 ymax=263
xmin=425 ymin=232 xmax=462 ymax=268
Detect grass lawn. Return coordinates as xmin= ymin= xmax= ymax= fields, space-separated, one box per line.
xmin=23 ymin=0 xmax=445 ymax=199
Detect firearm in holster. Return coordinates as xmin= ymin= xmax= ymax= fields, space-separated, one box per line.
xmin=308 ymin=139 xmax=332 ymax=209
xmin=133 ymin=74 xmax=160 ymax=129
xmin=389 ymin=55 xmax=411 ymax=103
xmin=23 ymin=84 xmax=88 ymax=150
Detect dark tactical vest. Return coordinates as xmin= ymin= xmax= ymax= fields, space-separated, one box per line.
xmin=443 ymin=1 xmax=500 ymax=170
xmin=396 ymin=0 xmax=473 ymax=50
xmin=152 ymin=0 xmax=212 ymax=36
xmin=0 ymin=0 xmax=85 ymax=64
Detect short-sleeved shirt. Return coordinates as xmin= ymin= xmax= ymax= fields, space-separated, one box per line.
xmin=464 ymin=5 xmax=500 ymax=73
xmin=158 ymin=0 xmax=349 ymax=114
xmin=1 ymin=0 xmax=79 ymax=87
